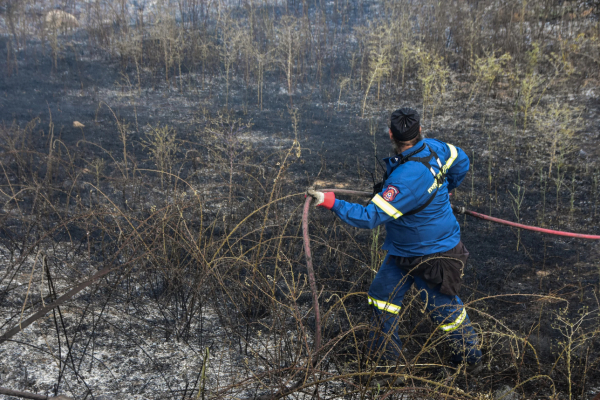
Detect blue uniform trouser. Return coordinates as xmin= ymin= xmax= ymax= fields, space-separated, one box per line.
xmin=367 ymin=255 xmax=482 ymax=364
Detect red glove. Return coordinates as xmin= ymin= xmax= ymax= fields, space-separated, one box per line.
xmin=306 ymin=188 xmax=336 ymax=210
xmin=319 ymin=192 xmax=336 ymax=209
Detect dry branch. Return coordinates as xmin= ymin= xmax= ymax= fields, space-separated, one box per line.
xmin=0 ymin=386 xmax=72 ymax=400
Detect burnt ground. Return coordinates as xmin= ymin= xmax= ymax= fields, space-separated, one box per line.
xmin=0 ymin=32 xmax=600 ymax=400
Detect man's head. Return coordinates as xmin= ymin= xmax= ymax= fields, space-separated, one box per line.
xmin=389 ymin=107 xmax=422 ymax=153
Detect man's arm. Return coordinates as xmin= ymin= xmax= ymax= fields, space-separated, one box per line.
xmin=308 ymin=182 xmax=417 ymax=229
xmin=445 ymin=145 xmax=470 ymax=192
xmin=329 ymin=199 xmax=390 ymax=229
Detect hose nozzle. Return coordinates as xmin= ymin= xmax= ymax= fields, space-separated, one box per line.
xmin=452 ymin=205 xmax=466 ymax=215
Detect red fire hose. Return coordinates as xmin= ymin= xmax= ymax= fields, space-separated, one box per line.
xmin=450 ymin=205 xmax=600 ymax=240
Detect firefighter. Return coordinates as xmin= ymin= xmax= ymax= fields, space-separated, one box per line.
xmin=307 ymin=108 xmax=482 ymax=375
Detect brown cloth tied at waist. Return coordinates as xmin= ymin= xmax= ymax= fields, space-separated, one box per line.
xmin=390 ymin=241 xmax=468 ymax=296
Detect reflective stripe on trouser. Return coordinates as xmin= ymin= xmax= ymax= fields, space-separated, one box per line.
xmin=367 ymin=254 xmax=481 ymax=363
xmin=439 ymin=307 xmax=467 ymax=332
xmin=368 ymin=295 xmax=401 ymax=314
xmin=368 ymin=293 xmax=466 ymax=331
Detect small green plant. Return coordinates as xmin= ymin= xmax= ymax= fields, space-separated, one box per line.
xmin=89 ymin=158 xmax=106 ymax=187
xmin=416 ymin=49 xmax=449 ymax=123
xmin=148 ymin=5 xmax=182 ymax=88
xmin=360 ymin=22 xmax=392 ymax=118
xmin=516 ymin=73 xmax=545 ymax=130
xmin=202 ymin=111 xmax=253 ymax=215
xmin=370 ymin=226 xmax=382 ymax=279
xmin=554 ymin=162 xmax=567 ymax=213
xmin=509 ymin=180 xmax=526 ymax=251
xmin=141 ymin=124 xmax=179 ymax=188
xmin=551 ymin=307 xmax=600 ymax=400
xmin=592 ymin=170 xmax=600 ymax=222
xmin=46 ymin=21 xmax=62 ymax=71
xmin=471 ymin=150 xmax=475 ymax=204
xmin=533 ymin=101 xmax=581 ymax=180
xmin=254 ymin=48 xmax=273 ymax=110
xmin=395 ymin=14 xmax=415 ymax=88
xmin=288 ymin=107 xmax=302 ymax=158
xmin=195 ymin=347 xmax=210 ymax=400
xmin=275 ymin=16 xmax=300 ymax=104
xmin=526 ymin=42 xmax=541 ymax=76
xmin=469 ymin=52 xmax=512 ymax=101
xmin=219 ymin=13 xmax=242 ymax=107
xmin=569 ymin=173 xmax=577 ymax=222
xmin=337 ymin=77 xmax=351 ymax=111
xmin=539 ymin=167 xmax=548 ymax=226
xmin=368 ymin=118 xmax=379 ymax=173
xmin=487 ymin=132 xmax=495 ymax=191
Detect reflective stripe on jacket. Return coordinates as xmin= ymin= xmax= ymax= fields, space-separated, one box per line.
xmin=330 ymin=138 xmax=470 ymax=257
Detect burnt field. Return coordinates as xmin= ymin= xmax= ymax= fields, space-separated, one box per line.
xmin=0 ymin=0 xmax=600 ymax=399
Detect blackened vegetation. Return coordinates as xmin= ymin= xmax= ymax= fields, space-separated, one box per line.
xmin=0 ymin=0 xmax=599 ymax=399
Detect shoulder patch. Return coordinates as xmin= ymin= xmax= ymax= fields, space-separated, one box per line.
xmin=382 ymin=185 xmax=400 ymax=202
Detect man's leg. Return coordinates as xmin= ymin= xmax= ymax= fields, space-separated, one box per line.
xmin=413 ymin=276 xmax=482 ymax=364
xmin=367 ymin=255 xmax=413 ymax=362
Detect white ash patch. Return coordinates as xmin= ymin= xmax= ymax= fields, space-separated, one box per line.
xmin=0 ymin=252 xmax=335 ymax=400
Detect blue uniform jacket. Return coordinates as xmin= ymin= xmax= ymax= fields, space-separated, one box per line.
xmin=330 ymin=138 xmax=470 ymax=257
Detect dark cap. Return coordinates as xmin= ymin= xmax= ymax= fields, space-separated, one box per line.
xmin=390 ymin=108 xmax=420 ymax=141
